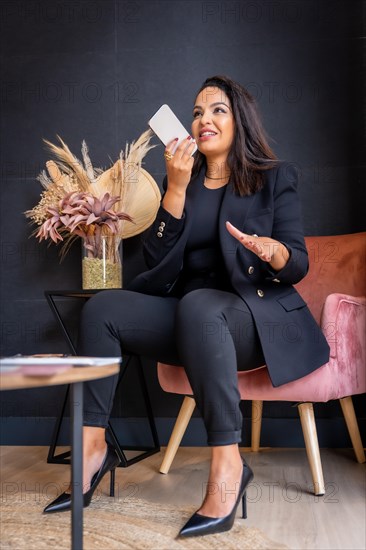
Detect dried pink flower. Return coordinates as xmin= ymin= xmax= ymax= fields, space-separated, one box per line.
xmin=35 ymin=191 xmax=133 ymax=245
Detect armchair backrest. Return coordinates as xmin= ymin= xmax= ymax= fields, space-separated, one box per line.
xmin=296 ymin=233 xmax=366 ymax=323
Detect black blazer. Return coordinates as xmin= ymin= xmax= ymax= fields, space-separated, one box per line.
xmin=128 ymin=162 xmax=330 ymax=387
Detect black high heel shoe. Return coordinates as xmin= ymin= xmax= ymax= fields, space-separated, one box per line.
xmin=43 ymin=443 xmax=120 ymax=514
xmin=178 ymin=457 xmax=253 ymax=538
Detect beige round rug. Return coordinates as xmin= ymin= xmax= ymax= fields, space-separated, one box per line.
xmin=1 ymin=494 xmax=288 ymax=549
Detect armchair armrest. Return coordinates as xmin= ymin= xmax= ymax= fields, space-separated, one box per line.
xmin=321 ymin=293 xmax=366 ymax=358
xmin=320 ymin=293 xmax=366 ymax=396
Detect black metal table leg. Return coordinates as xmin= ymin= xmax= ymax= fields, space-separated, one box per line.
xmin=71 ymin=381 xmax=83 ymax=550
xmin=47 ymin=385 xmax=71 ymax=463
xmin=45 ymin=292 xmax=78 ymax=354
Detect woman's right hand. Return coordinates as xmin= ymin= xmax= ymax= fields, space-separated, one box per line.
xmin=162 ymin=136 xmax=196 ymax=218
xmin=164 ymin=136 xmax=196 ymax=194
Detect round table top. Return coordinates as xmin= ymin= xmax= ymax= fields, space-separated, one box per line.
xmin=0 ymin=363 xmax=120 ymax=390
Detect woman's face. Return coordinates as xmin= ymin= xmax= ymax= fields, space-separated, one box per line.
xmin=191 ymin=87 xmax=235 ymax=161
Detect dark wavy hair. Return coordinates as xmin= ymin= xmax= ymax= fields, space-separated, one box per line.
xmin=192 ymin=75 xmax=277 ymax=196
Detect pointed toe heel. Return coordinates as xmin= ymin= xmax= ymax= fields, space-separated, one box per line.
xmin=179 ymin=458 xmax=253 ymax=538
xmin=43 ymin=492 xmax=73 ymax=514
xmin=43 ymin=444 xmax=120 ymax=514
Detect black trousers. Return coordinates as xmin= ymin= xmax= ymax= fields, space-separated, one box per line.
xmin=78 ymin=288 xmax=265 ymax=446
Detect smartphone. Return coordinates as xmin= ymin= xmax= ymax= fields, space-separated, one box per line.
xmin=148 ymin=104 xmax=197 ymax=155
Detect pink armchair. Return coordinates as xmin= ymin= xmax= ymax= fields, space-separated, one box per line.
xmin=157 ymin=233 xmax=366 ymax=495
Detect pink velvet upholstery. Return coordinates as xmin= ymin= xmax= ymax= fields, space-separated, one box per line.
xmin=158 ymin=233 xmax=366 ymax=403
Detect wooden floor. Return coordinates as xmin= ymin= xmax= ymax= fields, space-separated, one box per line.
xmin=1 ymin=445 xmax=365 ymax=549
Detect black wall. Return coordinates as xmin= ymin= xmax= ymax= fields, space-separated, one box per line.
xmin=1 ymin=0 xmax=365 ymax=445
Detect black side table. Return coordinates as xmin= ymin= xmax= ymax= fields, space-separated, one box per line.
xmin=44 ymin=289 xmax=160 ymax=467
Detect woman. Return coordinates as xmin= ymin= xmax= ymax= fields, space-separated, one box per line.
xmin=44 ymin=75 xmax=330 ymax=537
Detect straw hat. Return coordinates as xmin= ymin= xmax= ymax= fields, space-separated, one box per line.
xmin=117 ymin=165 xmax=161 ymax=238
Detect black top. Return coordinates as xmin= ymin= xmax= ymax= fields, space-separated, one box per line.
xmin=174 ymin=184 xmax=233 ymax=296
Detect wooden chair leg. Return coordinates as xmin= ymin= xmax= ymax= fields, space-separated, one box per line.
xmin=251 ymin=400 xmax=263 ymax=452
xmin=339 ymin=396 xmax=366 ymax=463
xmin=298 ymin=402 xmax=325 ymax=496
xmin=159 ymin=396 xmax=196 ymax=474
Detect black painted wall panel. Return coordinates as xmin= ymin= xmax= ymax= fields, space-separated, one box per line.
xmin=1 ymin=0 xmax=365 ymax=443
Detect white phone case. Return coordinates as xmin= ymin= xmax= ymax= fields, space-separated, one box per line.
xmin=148 ymin=104 xmax=197 ymax=155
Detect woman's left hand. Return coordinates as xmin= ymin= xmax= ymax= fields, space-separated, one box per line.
xmin=226 ymin=221 xmax=289 ymax=270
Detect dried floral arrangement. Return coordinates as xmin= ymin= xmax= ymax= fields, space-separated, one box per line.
xmin=25 ymin=130 xmax=161 ymax=288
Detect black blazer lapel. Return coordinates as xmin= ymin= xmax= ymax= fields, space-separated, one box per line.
xmin=219 ymin=183 xmax=259 ymax=275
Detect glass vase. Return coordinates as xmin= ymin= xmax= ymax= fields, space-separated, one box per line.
xmin=82 ymin=235 xmax=122 ymax=290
